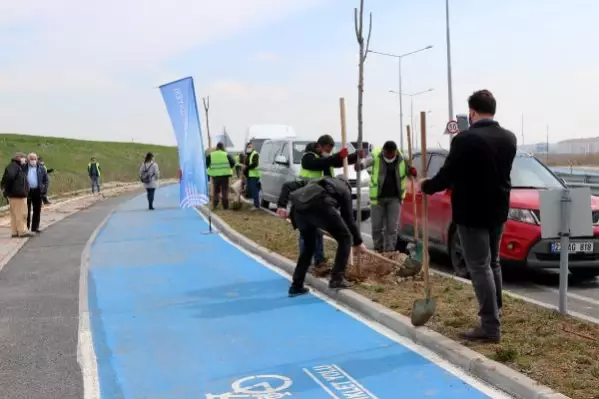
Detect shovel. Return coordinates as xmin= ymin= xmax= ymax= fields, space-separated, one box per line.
xmin=396 ymin=126 xmax=422 ymax=278
xmin=411 ymin=111 xmax=436 ymax=326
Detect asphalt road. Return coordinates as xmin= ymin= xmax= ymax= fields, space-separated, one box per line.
xmin=359 ymin=218 xmax=599 ymax=322
xmin=0 ymin=194 xmax=132 ymax=399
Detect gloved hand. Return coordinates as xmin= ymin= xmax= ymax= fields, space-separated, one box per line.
xmin=338 ymin=147 xmax=349 ymax=159
xmin=408 ymin=166 xmax=417 ymax=178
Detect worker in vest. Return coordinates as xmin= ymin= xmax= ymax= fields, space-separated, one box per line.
xmin=356 ymin=140 xmax=417 ymax=253
xmin=87 ymin=157 xmax=102 ymax=195
xmin=206 ymin=142 xmax=236 ymax=210
xmin=298 ymin=134 xmax=359 ymax=270
xmin=234 ymin=153 xmax=243 ymax=178
xmin=243 ymin=142 xmax=261 ymax=210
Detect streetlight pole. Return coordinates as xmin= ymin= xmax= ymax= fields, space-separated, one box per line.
xmin=445 ymin=0 xmax=454 ymax=122
xmin=369 ymin=45 xmax=433 ymax=151
xmin=389 ymin=88 xmax=434 ymax=150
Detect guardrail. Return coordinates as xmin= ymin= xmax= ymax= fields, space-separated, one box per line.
xmin=552 ymin=168 xmax=599 ymax=195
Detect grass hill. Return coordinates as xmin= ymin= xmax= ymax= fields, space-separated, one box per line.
xmin=0 ymin=134 xmax=179 ymax=206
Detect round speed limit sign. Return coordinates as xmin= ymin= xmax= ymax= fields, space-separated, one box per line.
xmin=446 ymin=120 xmax=459 ymax=134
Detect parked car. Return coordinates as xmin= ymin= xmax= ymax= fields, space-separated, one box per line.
xmin=398 ymin=149 xmax=599 ymax=280
xmin=259 ymin=138 xmax=372 ymax=221
xmin=246 ymin=124 xmax=297 ymax=154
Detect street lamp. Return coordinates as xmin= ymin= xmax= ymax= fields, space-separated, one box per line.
xmin=446 ymin=0 xmax=454 ymax=123
xmin=389 ymin=88 xmax=434 ymax=149
xmin=368 ymin=45 xmax=434 ymax=151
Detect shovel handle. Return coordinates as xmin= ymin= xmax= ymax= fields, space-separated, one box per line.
xmin=364 ymin=248 xmax=405 ymax=268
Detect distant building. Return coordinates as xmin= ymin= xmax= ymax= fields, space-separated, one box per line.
xmin=520 ymin=137 xmax=599 ymax=155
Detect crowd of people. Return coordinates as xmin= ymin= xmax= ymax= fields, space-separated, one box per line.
xmin=206 ymin=89 xmax=517 ymax=343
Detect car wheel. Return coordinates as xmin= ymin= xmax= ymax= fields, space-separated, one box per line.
xmin=449 ymin=227 xmax=470 ymax=278
xmin=360 ymin=210 xmax=371 ymax=222
xmin=570 ymin=269 xmax=599 ymax=281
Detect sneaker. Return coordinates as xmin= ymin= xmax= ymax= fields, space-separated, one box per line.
xmin=32 ymin=230 xmax=42 ymax=234
xmin=288 ymin=286 xmax=310 ymax=297
xmin=458 ymin=328 xmax=500 ymax=344
xmin=329 ymin=278 xmax=353 ymax=290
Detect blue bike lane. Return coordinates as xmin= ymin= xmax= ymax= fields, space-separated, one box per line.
xmin=87 ymin=185 xmax=511 ymax=398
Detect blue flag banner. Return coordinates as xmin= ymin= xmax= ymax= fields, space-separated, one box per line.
xmin=159 ymin=77 xmax=209 ymax=208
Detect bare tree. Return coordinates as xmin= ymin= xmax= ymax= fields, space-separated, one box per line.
xmin=202 ymin=96 xmax=212 ymax=149
xmin=354 ymin=0 xmax=373 ymax=272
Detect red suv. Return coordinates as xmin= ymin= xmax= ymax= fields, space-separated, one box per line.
xmin=398 ymin=149 xmax=599 ymax=280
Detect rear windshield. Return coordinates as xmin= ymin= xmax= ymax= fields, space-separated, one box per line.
xmin=292 ymin=141 xmax=356 ymax=164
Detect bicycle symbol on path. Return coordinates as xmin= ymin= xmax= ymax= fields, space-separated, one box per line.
xmin=205 ymin=374 xmax=293 ymax=399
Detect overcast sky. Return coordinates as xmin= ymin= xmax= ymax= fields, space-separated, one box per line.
xmin=1 ymin=0 xmax=597 ymax=149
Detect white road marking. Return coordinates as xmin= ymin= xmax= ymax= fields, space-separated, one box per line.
xmin=195 ymin=208 xmax=513 ymax=399
xmin=302 ymin=368 xmax=341 ymax=399
xmin=538 ymin=285 xmax=599 ymax=307
xmin=330 ymin=364 xmax=379 ymax=399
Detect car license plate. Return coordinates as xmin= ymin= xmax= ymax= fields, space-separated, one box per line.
xmin=550 ymin=241 xmax=594 ymax=253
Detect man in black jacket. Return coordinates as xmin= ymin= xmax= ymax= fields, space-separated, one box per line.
xmin=1 ymin=152 xmax=32 ymax=238
xmin=298 ymin=135 xmax=360 ymax=271
xmin=420 ymin=90 xmax=517 ymax=343
xmin=276 ymin=176 xmax=367 ymax=296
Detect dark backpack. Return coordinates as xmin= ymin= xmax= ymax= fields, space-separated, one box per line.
xmin=140 ymin=162 xmax=154 ymax=184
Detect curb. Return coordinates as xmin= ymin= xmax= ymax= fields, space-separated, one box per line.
xmin=199 ymin=206 xmax=570 ymax=399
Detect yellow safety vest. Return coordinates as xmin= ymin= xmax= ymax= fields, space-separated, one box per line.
xmin=369 ymin=148 xmax=408 ymax=205
xmin=207 ymin=150 xmax=232 ymax=177
xmin=299 ymin=152 xmax=334 ymax=179
xmin=88 ymin=162 xmax=101 ymax=177
xmin=234 ymin=154 xmax=240 ymax=166
xmin=248 ymin=151 xmax=261 ymax=178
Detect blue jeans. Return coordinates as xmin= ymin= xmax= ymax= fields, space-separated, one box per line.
xmin=90 ymin=176 xmax=101 ymax=193
xmin=298 ymin=230 xmax=326 ymax=264
xmin=246 ymin=177 xmax=260 ymax=208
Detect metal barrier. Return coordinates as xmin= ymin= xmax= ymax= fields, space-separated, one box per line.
xmin=553 ymin=168 xmax=599 ymax=195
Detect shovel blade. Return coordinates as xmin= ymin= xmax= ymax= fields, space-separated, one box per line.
xmin=411 ymin=297 xmax=437 ymax=326
xmin=409 ymin=241 xmax=423 ymax=263
xmin=395 ymin=257 xmax=422 ymax=278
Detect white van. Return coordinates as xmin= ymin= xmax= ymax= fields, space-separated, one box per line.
xmin=258 ymin=138 xmax=371 ymax=221
xmin=245 ymin=124 xmax=297 ymax=154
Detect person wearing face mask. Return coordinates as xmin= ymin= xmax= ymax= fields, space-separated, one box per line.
xmin=38 ymin=157 xmax=54 ymax=205
xmin=206 ymin=142 xmax=236 ymax=210
xmin=356 ymin=140 xmax=417 ymax=253
xmin=243 ymin=143 xmax=261 ymax=210
xmin=298 ymin=135 xmax=360 ymax=271
xmin=25 ymin=152 xmax=49 ymax=233
xmin=1 ymin=152 xmax=32 ymax=237
xmin=420 ymin=90 xmax=517 ymax=343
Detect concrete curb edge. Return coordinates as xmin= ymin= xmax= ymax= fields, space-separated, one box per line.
xmin=199 ymin=206 xmax=569 ymax=399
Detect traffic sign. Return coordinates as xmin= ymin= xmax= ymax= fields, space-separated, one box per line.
xmin=446 ymin=120 xmax=459 ymax=134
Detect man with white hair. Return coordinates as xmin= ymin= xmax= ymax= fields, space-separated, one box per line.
xmin=25 ymin=152 xmax=49 ymax=233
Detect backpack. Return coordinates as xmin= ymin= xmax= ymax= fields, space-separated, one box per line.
xmin=140 ymin=162 xmax=154 ymax=184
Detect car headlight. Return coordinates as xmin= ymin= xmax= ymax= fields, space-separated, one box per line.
xmin=508 ymin=208 xmax=539 ymax=225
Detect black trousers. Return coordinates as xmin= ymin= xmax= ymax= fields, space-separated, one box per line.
xmin=146 ymin=188 xmax=156 ymax=209
xmin=292 ymin=208 xmax=352 ymax=288
xmin=212 ymin=176 xmax=230 ymax=210
xmin=27 ymin=188 xmax=42 ymax=231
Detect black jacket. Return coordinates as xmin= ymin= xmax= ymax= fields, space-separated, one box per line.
xmin=277 ymin=177 xmax=363 ymax=246
xmin=1 ymin=160 xmax=29 ymax=198
xmin=301 ymin=143 xmax=359 ymax=177
xmin=421 ymin=120 xmax=517 ymax=228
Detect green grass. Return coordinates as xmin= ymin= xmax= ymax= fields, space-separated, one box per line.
xmin=0 ymin=134 xmax=179 ymax=206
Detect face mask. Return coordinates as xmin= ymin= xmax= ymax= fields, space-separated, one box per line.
xmin=384 ymin=156 xmax=396 ymax=163
xmin=321 ymin=152 xmax=330 ymax=158
xmin=246 ymin=148 xmax=252 ymax=154
xmin=20 ymin=158 xmax=27 ymax=165
xmin=29 ymin=160 xmax=37 ymax=166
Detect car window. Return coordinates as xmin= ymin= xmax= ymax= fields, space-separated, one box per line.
xmin=427 ymin=154 xmax=445 ymax=177
xmin=292 ymin=141 xmax=356 ymax=164
xmin=259 ymin=142 xmax=274 ymax=165
xmin=279 ymin=143 xmax=290 ymax=161
xmin=250 ymin=138 xmax=266 ymax=154
xmin=511 ymin=156 xmax=564 ymax=189
xmin=412 ymin=154 xmax=423 ymax=177
xmin=270 ymin=141 xmax=284 ymax=162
